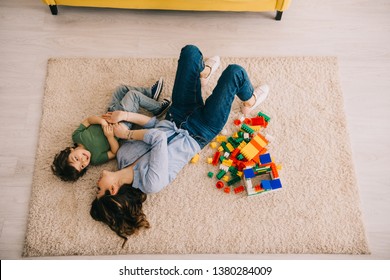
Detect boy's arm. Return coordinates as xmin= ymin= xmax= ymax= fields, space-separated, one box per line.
xmin=103 ymin=125 xmax=119 ymax=160
xmin=102 ymin=111 xmax=152 ymax=127
xmin=82 ymin=116 xmax=119 ymax=160
xmin=74 ymin=115 xmax=108 ymax=143
xmin=81 ymin=115 xmax=107 ymax=128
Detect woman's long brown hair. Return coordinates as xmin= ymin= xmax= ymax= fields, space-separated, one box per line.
xmin=90 ymin=184 xmax=150 ymax=248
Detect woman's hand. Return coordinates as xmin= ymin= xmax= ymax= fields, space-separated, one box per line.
xmin=113 ymin=123 xmax=130 ymax=139
xmin=102 ymin=111 xmax=127 ymax=124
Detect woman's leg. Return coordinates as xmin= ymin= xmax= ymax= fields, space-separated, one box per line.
xmin=166 ymin=45 xmax=205 ymax=126
xmin=184 ymin=64 xmax=254 ymax=147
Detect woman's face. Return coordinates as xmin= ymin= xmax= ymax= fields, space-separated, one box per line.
xmin=96 ymin=170 xmax=119 ymax=198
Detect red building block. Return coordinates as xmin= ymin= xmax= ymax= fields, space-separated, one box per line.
xmin=234 ymin=185 xmax=245 ymax=194
xmin=254 ymin=185 xmax=264 ymax=192
xmin=216 ymin=181 xmax=224 ymax=189
xmin=212 ymin=151 xmax=221 ymax=166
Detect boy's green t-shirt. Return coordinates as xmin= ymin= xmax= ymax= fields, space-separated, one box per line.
xmin=72 ymin=124 xmax=109 ymax=165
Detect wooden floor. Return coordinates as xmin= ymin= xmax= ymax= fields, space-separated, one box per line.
xmin=0 ymin=0 xmax=389 ymax=259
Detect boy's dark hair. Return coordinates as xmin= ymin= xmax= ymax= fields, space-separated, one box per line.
xmin=90 ymin=184 xmax=149 ymax=248
xmin=51 ymin=146 xmax=87 ymax=182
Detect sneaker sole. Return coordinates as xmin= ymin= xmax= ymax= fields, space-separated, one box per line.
xmin=153 ymin=77 xmax=164 ymax=100
xmin=241 ymin=85 xmax=270 ymax=115
xmin=201 ymin=56 xmax=220 ymax=87
xmin=156 ymin=103 xmax=171 ymax=118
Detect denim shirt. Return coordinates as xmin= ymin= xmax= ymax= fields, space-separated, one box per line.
xmin=116 ymin=117 xmax=201 ymax=194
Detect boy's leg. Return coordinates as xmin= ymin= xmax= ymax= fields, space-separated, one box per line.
xmin=185 ymin=64 xmax=254 ymax=147
xmin=107 ymin=86 xmax=162 ymax=129
xmin=107 ymin=85 xmax=131 ymax=112
xmin=120 ymin=90 xmax=161 ymax=115
xmin=166 ymin=45 xmax=205 ymax=126
xmin=108 ymin=85 xmax=161 ymax=114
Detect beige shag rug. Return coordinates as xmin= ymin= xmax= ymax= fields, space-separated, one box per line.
xmin=23 ymin=56 xmax=370 ymax=257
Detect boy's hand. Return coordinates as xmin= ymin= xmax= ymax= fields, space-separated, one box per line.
xmin=102 ymin=124 xmax=114 ymax=138
xmin=102 ymin=111 xmax=126 ymax=124
xmin=99 ymin=118 xmax=109 ymax=127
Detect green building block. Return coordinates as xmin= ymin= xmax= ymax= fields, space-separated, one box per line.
xmin=237 ymin=154 xmax=244 ymax=160
xmin=257 ymin=112 xmax=271 ymax=122
xmin=241 ymin=123 xmax=254 ymax=134
xmin=216 ymin=170 xmax=226 ymax=180
xmin=227 ymin=176 xmax=241 ymax=186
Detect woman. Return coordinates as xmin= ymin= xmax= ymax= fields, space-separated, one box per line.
xmin=90 ymin=45 xmax=269 ymax=246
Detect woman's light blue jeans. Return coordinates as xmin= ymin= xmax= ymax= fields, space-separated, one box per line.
xmin=166 ymin=45 xmax=255 ymax=148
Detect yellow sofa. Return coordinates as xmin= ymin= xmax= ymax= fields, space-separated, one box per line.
xmin=42 ymin=0 xmax=291 ymax=20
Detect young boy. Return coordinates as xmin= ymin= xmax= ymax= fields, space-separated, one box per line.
xmin=52 ymin=78 xmax=171 ymax=182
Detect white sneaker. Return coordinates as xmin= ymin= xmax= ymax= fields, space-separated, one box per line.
xmin=201 ymin=56 xmax=220 ymax=87
xmin=241 ymin=84 xmax=270 ymax=115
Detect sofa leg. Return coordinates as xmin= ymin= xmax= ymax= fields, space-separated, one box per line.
xmin=275 ymin=11 xmax=283 ymax=21
xmin=49 ymin=5 xmax=58 ymax=15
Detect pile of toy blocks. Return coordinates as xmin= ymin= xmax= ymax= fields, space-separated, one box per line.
xmin=206 ymin=111 xmax=282 ymax=197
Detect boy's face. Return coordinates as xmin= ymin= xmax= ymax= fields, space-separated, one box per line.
xmin=68 ymin=147 xmax=91 ymax=172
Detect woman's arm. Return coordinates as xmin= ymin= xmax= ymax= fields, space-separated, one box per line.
xmin=136 ymin=129 xmax=169 ymax=194
xmin=116 ymin=128 xmax=169 ymax=194
xmin=102 ymin=111 xmax=152 ymax=127
xmin=113 ymin=124 xmax=148 ymax=140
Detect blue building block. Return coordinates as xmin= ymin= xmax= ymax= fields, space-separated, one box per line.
xmin=243 ymin=168 xmax=256 ymax=179
xmin=259 ymin=153 xmax=272 ymax=164
xmin=261 ymin=180 xmax=272 ymax=191
xmin=270 ymin=178 xmax=282 ymax=190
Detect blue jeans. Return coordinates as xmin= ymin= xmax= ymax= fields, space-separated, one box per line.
xmin=107 ymin=85 xmax=161 ymax=129
xmin=166 ymin=45 xmax=254 ymax=148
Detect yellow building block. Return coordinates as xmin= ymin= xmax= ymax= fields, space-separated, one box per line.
xmin=210 ymin=141 xmax=218 ymax=149
xmin=240 ymin=143 xmax=259 ymax=160
xmin=222 ymin=159 xmax=233 ymax=166
xmin=248 ymin=125 xmax=262 ymax=132
xmin=226 ymin=143 xmax=234 ymax=152
xmin=216 ymin=135 xmax=227 ymax=143
xmin=190 ymin=153 xmax=200 ymax=163
xmin=237 ymin=141 xmax=247 ymax=150
xmin=253 ymin=134 xmax=268 ymax=148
